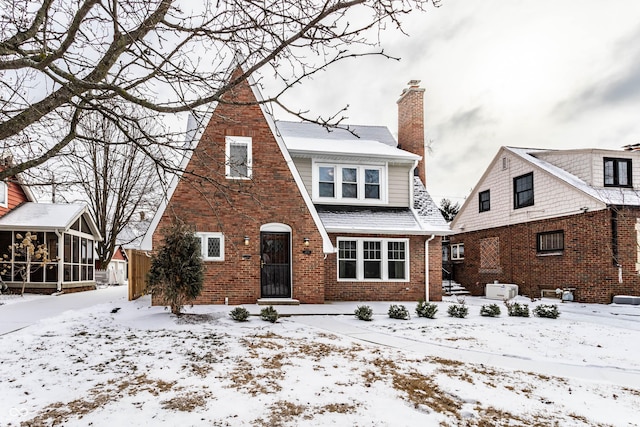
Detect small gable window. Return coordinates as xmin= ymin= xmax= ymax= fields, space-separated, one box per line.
xmin=196 ymin=232 xmax=224 ymax=261
xmin=513 ymin=172 xmax=534 ymax=209
xmin=0 ymin=181 xmax=7 ymax=207
xmin=225 ymin=136 xmax=252 ymax=179
xmin=604 ymin=158 xmax=632 ymax=187
xmin=479 ymin=190 xmax=490 ymax=212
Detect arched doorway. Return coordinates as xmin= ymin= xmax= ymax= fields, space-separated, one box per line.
xmin=260 ymin=223 xmax=292 ymax=298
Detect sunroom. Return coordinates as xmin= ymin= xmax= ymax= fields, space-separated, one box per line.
xmin=0 ymin=202 xmax=102 ymax=294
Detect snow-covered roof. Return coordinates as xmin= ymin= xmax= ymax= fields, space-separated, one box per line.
xmin=506 ymin=147 xmax=640 ymax=206
xmin=316 ymin=205 xmax=425 ymax=234
xmin=277 ymin=121 xmax=398 ymax=147
xmin=277 ymin=121 xmax=419 ymax=162
xmin=0 ymin=202 xmax=102 ymax=239
xmin=413 ymin=177 xmax=451 ymax=233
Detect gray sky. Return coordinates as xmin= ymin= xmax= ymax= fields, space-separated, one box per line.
xmin=274 ymin=0 xmax=640 ymax=205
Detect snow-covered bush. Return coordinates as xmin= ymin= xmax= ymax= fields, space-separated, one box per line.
xmin=388 ymin=304 xmax=410 ymax=320
xmin=229 ymin=307 xmax=250 ymax=322
xmin=480 ymin=304 xmax=501 ymax=317
xmin=533 ymin=304 xmax=560 ymax=319
xmin=447 ymin=303 xmax=468 ymax=318
xmin=416 ymin=300 xmax=438 ymax=318
xmin=354 ymin=305 xmax=373 ymax=321
xmin=505 ymin=301 xmax=530 ymax=317
xmin=260 ymin=306 xmax=279 ymax=323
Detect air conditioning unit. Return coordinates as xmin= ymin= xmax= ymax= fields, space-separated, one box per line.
xmin=485 ymin=283 xmax=518 ymax=300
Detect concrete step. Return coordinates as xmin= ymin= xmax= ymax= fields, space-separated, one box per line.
xmin=256 ymin=298 xmax=300 ymax=306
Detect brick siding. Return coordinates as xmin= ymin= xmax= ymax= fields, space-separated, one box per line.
xmin=451 ymin=208 xmax=640 ymax=304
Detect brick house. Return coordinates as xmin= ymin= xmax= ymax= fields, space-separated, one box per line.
xmin=0 ymin=158 xmax=102 ymax=294
xmin=141 ymin=70 xmax=449 ymax=305
xmin=449 ymin=146 xmax=640 ymax=304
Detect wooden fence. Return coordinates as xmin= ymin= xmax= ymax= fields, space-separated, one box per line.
xmin=127 ymin=249 xmax=152 ymax=301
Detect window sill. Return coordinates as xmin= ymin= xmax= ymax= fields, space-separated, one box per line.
xmin=536 ymin=251 xmax=563 ymax=257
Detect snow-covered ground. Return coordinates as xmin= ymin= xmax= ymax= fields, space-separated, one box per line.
xmin=1 ymin=289 xmax=639 ymax=426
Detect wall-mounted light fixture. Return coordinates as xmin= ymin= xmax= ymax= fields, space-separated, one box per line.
xmin=302 ymin=237 xmax=311 ymax=255
xmin=244 ymin=236 xmax=250 ymax=246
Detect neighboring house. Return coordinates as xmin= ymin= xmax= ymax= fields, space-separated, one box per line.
xmin=0 ymin=156 xmax=102 ymax=294
xmin=449 ymin=146 xmax=640 ymax=304
xmin=141 ymin=69 xmax=449 ymax=305
xmin=105 ymin=245 xmax=128 ymax=286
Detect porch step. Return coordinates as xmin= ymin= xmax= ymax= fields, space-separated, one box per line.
xmin=442 ymin=281 xmax=471 ymax=296
xmin=256 ymin=298 xmax=300 ymax=306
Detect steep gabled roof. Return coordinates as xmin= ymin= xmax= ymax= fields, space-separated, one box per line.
xmin=141 ymin=65 xmax=334 ymax=253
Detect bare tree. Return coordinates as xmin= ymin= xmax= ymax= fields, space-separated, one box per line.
xmin=60 ymin=107 xmax=163 ymax=268
xmin=0 ymin=0 xmax=440 ymax=181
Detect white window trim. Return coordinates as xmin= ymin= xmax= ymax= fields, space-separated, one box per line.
xmin=225 ymin=136 xmax=252 ymax=179
xmin=336 ymin=237 xmax=409 ymax=282
xmin=196 ymin=232 xmax=224 ymax=261
xmin=312 ymin=161 xmax=387 ymax=204
xmin=451 ymin=243 xmax=464 ymax=260
xmin=0 ymin=181 xmax=7 ymax=208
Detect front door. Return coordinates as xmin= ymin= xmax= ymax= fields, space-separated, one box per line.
xmin=260 ymin=232 xmax=291 ymax=298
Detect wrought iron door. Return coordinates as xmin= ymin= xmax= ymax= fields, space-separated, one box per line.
xmin=260 ymin=232 xmax=291 ymax=298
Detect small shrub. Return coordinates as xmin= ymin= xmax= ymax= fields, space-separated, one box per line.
xmin=260 ymin=306 xmax=279 ymax=323
xmin=505 ymin=301 xmax=530 ymax=317
xmin=388 ymin=304 xmax=410 ymax=320
xmin=354 ymin=305 xmax=373 ymax=321
xmin=447 ymin=303 xmax=468 ymax=318
xmin=480 ymin=304 xmax=501 ymax=317
xmin=533 ymin=304 xmax=560 ymax=319
xmin=229 ymin=307 xmax=250 ymax=322
xmin=416 ymin=300 xmax=438 ymax=319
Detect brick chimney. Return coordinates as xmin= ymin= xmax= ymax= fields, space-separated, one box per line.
xmin=397 ymin=80 xmax=426 ymax=184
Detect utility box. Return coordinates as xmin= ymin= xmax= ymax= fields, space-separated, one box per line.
xmin=485 ymin=283 xmax=518 ymax=300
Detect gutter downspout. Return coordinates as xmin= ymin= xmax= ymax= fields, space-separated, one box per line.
xmin=425 ymin=234 xmax=435 ymax=301
xmin=54 ymin=230 xmax=63 ymax=292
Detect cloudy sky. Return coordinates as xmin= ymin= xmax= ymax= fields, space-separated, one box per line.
xmin=275 ymin=0 xmax=640 ymax=205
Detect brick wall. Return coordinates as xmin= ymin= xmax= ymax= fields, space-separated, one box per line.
xmin=152 ymin=69 xmax=325 ymax=305
xmin=451 ymin=208 xmax=640 ymax=304
xmin=397 ymin=83 xmax=426 ymax=185
xmin=323 ymin=234 xmax=442 ymax=302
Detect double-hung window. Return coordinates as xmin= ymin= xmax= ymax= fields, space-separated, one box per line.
xmin=604 ymin=158 xmax=632 ymax=187
xmin=314 ymin=163 xmax=384 ymax=202
xmin=513 ymin=172 xmax=534 ymax=209
xmin=225 ymin=136 xmax=252 ymax=179
xmin=337 ymin=238 xmax=408 ymax=281
xmin=196 ymin=232 xmax=224 ymax=261
xmin=479 ymin=190 xmax=490 ymax=212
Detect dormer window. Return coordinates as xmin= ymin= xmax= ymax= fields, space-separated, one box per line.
xmin=313 ymin=162 xmax=386 ymax=203
xmin=604 ymin=158 xmax=632 ymax=188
